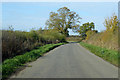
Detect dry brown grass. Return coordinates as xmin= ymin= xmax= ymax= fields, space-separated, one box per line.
xmin=84 ymin=30 xmax=118 ymax=51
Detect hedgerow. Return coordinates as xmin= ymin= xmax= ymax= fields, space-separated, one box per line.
xmin=1 ymin=43 xmax=64 ymax=79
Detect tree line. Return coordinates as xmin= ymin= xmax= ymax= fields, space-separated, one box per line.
xmin=45 ymin=7 xmax=96 ymax=40
xmin=46 ymin=7 xmax=118 ymax=39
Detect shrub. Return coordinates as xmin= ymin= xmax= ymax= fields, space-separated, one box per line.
xmin=85 ymin=30 xmax=98 ymax=40
xmin=2 ymin=43 xmax=64 ymax=79
xmin=2 ymin=28 xmax=66 ymax=61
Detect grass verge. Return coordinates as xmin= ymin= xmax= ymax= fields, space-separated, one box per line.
xmin=80 ymin=42 xmax=118 ymax=67
xmin=1 ymin=43 xmax=64 ymax=79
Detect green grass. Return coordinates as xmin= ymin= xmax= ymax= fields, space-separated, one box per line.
xmin=1 ymin=43 xmax=64 ymax=79
xmin=80 ymin=42 xmax=119 ymax=67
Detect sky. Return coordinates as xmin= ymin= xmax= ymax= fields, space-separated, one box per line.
xmin=1 ymin=0 xmax=119 ymax=2
xmin=2 ymin=2 xmax=118 ymax=35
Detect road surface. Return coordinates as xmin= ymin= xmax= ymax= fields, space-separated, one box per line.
xmin=11 ymin=43 xmax=118 ymax=78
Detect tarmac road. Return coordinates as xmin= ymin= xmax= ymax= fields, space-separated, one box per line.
xmin=11 ymin=43 xmax=118 ymax=78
